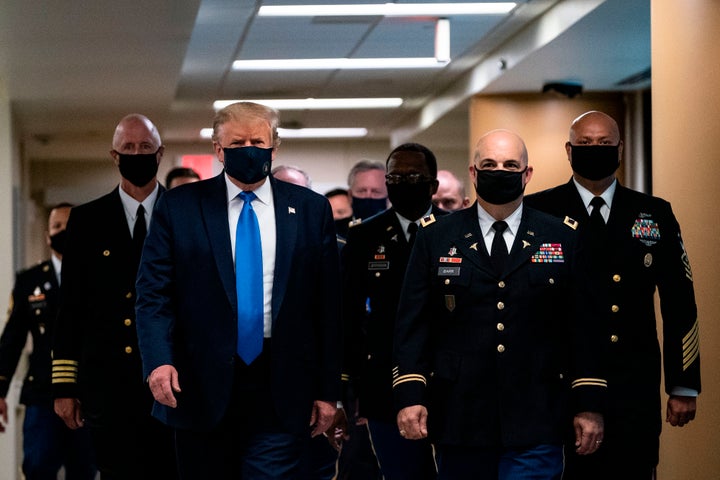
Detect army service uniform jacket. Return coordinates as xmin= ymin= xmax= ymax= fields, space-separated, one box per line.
xmin=525 ymin=180 xmax=700 ymax=449
xmin=0 ymin=260 xmax=59 ymax=406
xmin=51 ymin=186 xmax=163 ymax=426
xmin=342 ymin=207 xmax=446 ymax=422
xmin=392 ymin=203 xmax=607 ymax=447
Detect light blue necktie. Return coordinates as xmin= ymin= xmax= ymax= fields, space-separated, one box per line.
xmin=235 ymin=191 xmax=263 ymax=364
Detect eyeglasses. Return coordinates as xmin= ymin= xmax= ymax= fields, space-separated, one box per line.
xmin=385 ymin=173 xmax=433 ymax=185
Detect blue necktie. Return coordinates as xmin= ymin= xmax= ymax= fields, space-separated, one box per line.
xmin=235 ymin=191 xmax=263 ymax=364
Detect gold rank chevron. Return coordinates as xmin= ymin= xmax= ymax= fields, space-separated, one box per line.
xmin=52 ymin=359 xmax=79 ymax=384
xmin=682 ymin=320 xmax=700 ymax=371
xmin=571 ymin=378 xmax=607 ymax=389
xmin=392 ymin=374 xmax=427 ymax=388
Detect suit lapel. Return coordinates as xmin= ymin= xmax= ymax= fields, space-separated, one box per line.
xmin=449 ymin=207 xmax=494 ymax=276
xmin=201 ymin=175 xmax=236 ymax=306
xmin=270 ymin=178 xmax=297 ymax=321
xmin=505 ymin=209 xmax=546 ymax=274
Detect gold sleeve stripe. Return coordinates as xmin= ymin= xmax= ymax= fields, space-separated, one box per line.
xmin=682 ymin=320 xmax=699 ymax=348
xmin=571 ymin=378 xmax=608 ymax=388
xmin=341 ymin=373 xmax=350 ymax=382
xmin=392 ymin=374 xmax=427 ymax=388
xmin=52 ymin=372 xmax=77 ymax=378
xmin=683 ymin=343 xmax=699 ymax=371
xmin=52 ymin=378 xmax=77 ymax=384
xmin=52 ymin=359 xmax=79 ymax=366
xmin=682 ymin=320 xmax=700 ymax=371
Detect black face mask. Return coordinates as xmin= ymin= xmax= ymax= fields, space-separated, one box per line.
xmin=334 ymin=216 xmax=352 ymax=238
xmin=117 ymin=150 xmax=160 ymax=187
xmin=387 ymin=182 xmax=433 ymax=221
xmin=223 ymin=146 xmax=272 ymax=184
xmin=473 ymin=167 xmax=527 ymax=205
xmin=351 ymin=197 xmax=387 ymax=220
xmin=570 ymin=144 xmax=620 ymax=181
xmin=49 ymin=229 xmax=68 ymax=255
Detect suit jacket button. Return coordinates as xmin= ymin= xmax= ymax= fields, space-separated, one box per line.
xmin=610 ymin=335 xmax=619 ymax=343
xmin=497 ymin=301 xmax=505 ymax=310
xmin=611 ymin=305 xmax=620 ymax=313
xmin=124 ymin=318 xmax=132 ymax=326
xmin=612 ymin=274 xmax=621 ymax=282
xmin=444 ymin=279 xmax=450 ymax=285
xmin=498 ymin=281 xmax=505 ymax=288
xmin=496 ymin=323 xmax=505 ymax=331
xmin=497 ymin=344 xmax=505 ymax=353
xmin=125 ymin=346 xmax=133 ymax=354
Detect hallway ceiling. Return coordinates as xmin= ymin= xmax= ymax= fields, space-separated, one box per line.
xmin=0 ymin=0 xmax=650 ymax=153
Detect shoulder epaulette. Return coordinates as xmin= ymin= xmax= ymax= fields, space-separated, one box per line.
xmin=420 ymin=214 xmax=436 ymax=228
xmin=563 ymin=216 xmax=578 ymax=230
xmin=348 ymin=218 xmax=362 ymax=228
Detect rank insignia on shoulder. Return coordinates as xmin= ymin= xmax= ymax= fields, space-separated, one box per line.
xmin=563 ymin=216 xmax=578 ymax=230
xmin=349 ymin=218 xmax=362 ymax=228
xmin=420 ymin=214 xmax=436 ymax=227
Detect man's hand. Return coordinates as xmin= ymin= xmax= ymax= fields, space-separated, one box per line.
xmin=573 ymin=411 xmax=603 ymax=455
xmin=397 ymin=405 xmax=428 ymax=440
xmin=310 ymin=400 xmax=337 ymax=438
xmin=54 ymin=397 xmax=84 ymax=430
xmin=0 ymin=397 xmax=8 ymax=433
xmin=666 ymin=395 xmax=697 ymax=427
xmin=148 ymin=365 xmax=181 ymax=408
xmin=325 ymin=407 xmax=349 ymax=451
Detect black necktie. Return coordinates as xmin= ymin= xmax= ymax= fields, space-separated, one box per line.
xmin=490 ymin=221 xmax=508 ymax=273
xmin=407 ymin=222 xmax=418 ymax=246
xmin=133 ymin=204 xmax=147 ymax=256
xmin=589 ymin=196 xmax=606 ymax=231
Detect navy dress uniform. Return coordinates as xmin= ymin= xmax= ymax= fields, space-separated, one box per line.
xmin=342 ymin=207 xmax=445 ymax=480
xmin=0 ymin=260 xmax=95 ymax=479
xmin=525 ymin=179 xmax=701 ymax=477
xmin=392 ymin=203 xmax=607 ymax=477
xmin=51 ymin=187 xmax=176 ymax=479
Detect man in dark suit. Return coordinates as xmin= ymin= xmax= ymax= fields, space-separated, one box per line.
xmin=135 ymin=101 xmax=342 ymax=479
xmin=0 ymin=203 xmax=96 ymax=479
xmin=342 ymin=142 xmax=444 ymax=479
xmin=52 ymin=114 xmax=176 ymax=479
xmin=393 ymin=129 xmax=607 ymax=479
xmin=524 ymin=111 xmax=701 ymax=479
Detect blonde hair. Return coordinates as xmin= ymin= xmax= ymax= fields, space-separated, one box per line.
xmin=211 ymin=102 xmax=280 ymax=147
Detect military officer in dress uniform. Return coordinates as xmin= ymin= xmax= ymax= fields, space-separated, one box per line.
xmin=393 ymin=130 xmax=607 ymax=480
xmin=51 ymin=114 xmax=177 ymax=479
xmin=0 ymin=203 xmax=96 ymax=480
xmin=342 ymin=142 xmax=445 ymax=480
xmin=524 ymin=111 xmax=701 ymax=480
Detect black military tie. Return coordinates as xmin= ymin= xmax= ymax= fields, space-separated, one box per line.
xmin=133 ymin=204 xmax=147 ymax=257
xmin=490 ymin=220 xmax=508 ymax=273
xmin=589 ymin=196 xmax=606 ymax=231
xmin=407 ymin=222 xmax=418 ymax=246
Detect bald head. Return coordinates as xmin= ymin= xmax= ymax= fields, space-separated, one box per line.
xmin=473 ymin=129 xmax=528 ymax=169
xmin=569 ymin=111 xmax=620 ymax=145
xmin=433 ymin=170 xmax=470 ymax=211
xmin=112 ymin=114 xmax=162 ymax=152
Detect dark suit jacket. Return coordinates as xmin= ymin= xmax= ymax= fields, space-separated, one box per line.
xmin=341 ymin=206 xmax=446 ymax=422
xmin=525 ymin=179 xmax=700 ymax=443
xmin=392 ymin=203 xmax=607 ymax=448
xmin=0 ymin=260 xmax=59 ymax=406
xmin=52 ymin=186 xmax=163 ymax=426
xmin=135 ymin=174 xmax=341 ymax=434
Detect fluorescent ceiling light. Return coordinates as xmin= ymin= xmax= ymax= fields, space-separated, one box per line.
xmin=278 ymin=128 xmax=368 ymax=138
xmin=232 ymin=58 xmax=447 ymax=70
xmin=200 ymin=127 xmax=368 ymax=139
xmin=213 ymin=98 xmax=403 ymax=110
xmin=258 ymin=3 xmax=516 ymax=17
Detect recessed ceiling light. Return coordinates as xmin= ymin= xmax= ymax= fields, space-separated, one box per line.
xmin=258 ymin=3 xmax=516 ymax=17
xmin=213 ymin=98 xmax=403 ymax=110
xmin=232 ymin=58 xmax=447 ymax=70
